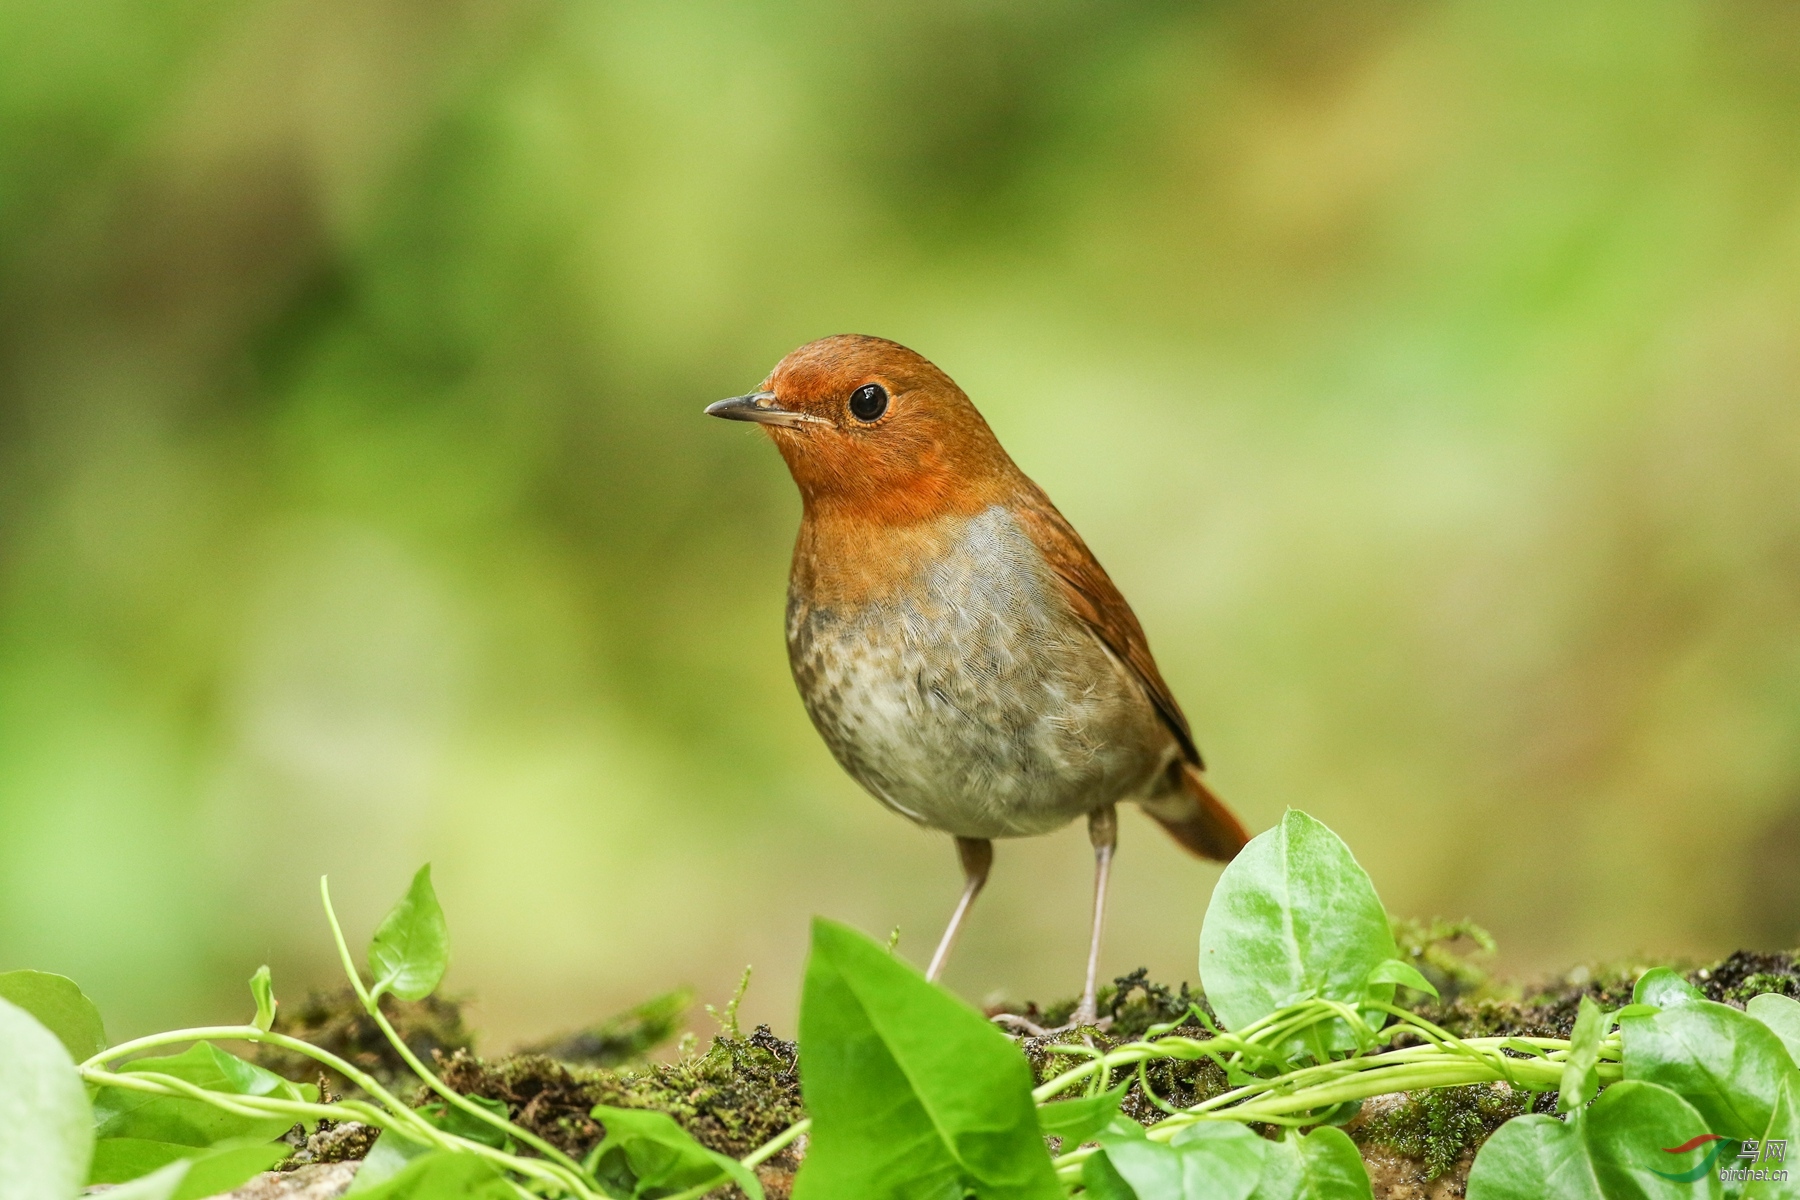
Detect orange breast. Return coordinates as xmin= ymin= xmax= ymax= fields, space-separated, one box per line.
xmin=791 ymin=507 xmax=980 ymax=610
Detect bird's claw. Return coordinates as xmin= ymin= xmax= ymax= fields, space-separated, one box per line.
xmin=990 ymin=1011 xmax=1113 ymax=1039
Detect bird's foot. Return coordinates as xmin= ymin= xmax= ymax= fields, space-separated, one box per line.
xmin=990 ymin=1010 xmax=1113 ymax=1039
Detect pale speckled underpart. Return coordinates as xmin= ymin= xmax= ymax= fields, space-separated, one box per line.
xmin=787 ymin=504 xmax=1179 ymax=839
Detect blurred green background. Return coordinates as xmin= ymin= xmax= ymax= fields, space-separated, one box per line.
xmin=3 ymin=0 xmax=1799 ymax=1047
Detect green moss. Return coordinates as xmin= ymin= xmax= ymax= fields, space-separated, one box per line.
xmin=993 ymin=968 xmax=1212 ymax=1038
xmin=1354 ymin=1084 xmax=1527 ymax=1179
xmin=1736 ymin=973 xmax=1794 ymax=1000
xmin=1390 ymin=916 xmax=1498 ymax=1001
xmin=1104 ymin=970 xmax=1211 ymax=1040
xmin=438 ymin=1026 xmax=804 ymax=1162
xmin=1699 ymin=952 xmax=1800 ymax=1005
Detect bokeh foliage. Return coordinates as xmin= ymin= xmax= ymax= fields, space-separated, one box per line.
xmin=1 ymin=0 xmax=1797 ymax=1041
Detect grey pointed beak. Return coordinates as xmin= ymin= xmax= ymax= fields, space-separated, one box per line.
xmin=704 ymin=392 xmax=826 ymax=430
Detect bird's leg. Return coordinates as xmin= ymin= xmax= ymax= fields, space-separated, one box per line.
xmin=1070 ymin=804 xmax=1118 ymax=1028
xmin=926 ymin=836 xmax=993 ymax=983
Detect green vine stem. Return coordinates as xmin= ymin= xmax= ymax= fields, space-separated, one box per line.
xmin=83 ymin=1024 xmax=437 ymax=1144
xmin=741 ymin=1118 xmax=811 ymax=1170
xmin=1022 ymin=999 xmax=1623 ymax=1183
xmin=318 ymin=877 xmax=603 ymax=1197
xmin=72 ymin=1065 xmax=587 ymax=1193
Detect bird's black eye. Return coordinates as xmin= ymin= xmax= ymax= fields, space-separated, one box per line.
xmin=848 ymin=383 xmax=888 ymax=422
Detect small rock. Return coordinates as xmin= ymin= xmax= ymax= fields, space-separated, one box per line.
xmin=284 ymin=1121 xmax=378 ymax=1167
xmin=202 ymin=1163 xmax=358 ymax=1200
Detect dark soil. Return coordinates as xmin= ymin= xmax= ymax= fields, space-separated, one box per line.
xmin=253 ymin=988 xmax=474 ymax=1097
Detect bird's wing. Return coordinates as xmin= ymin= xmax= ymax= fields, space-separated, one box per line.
xmin=1008 ymin=486 xmax=1204 ymax=768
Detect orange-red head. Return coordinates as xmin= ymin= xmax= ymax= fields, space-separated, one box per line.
xmin=706 ymin=335 xmax=1019 ymax=525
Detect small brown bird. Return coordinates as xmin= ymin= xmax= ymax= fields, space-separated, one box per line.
xmin=708 ymin=334 xmax=1249 ymax=1025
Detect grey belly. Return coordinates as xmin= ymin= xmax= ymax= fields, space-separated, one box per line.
xmin=787 ymin=507 xmax=1169 ymax=839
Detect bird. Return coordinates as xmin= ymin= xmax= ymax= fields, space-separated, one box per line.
xmin=706 ymin=334 xmax=1250 ymax=1027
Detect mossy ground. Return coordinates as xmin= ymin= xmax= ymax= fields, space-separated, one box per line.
xmin=1352 ymin=1084 xmax=1528 ymax=1181
xmin=249 ymin=944 xmax=1800 ymax=1199
xmin=437 ymin=1027 xmax=804 ymax=1162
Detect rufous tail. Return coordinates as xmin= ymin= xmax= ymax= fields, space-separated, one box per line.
xmin=1144 ymin=763 xmax=1250 ymax=862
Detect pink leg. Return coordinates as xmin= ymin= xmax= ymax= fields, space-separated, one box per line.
xmin=927 ymin=837 xmax=993 ymax=982
xmin=1071 ymin=805 xmax=1117 ymax=1026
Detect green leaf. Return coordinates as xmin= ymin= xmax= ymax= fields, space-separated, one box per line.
xmin=101 ymin=1160 xmax=191 ymax=1200
xmin=91 ymin=1138 xmax=194 ymax=1183
xmin=792 ymin=918 xmax=1062 ymax=1200
xmin=1466 ymin=1114 xmax=1604 ymax=1200
xmin=368 ymin=864 xmax=450 ymax=1002
xmin=103 ymin=1151 xmax=291 ymax=1200
xmin=101 ymin=1150 xmax=292 ymax=1200
xmin=1088 ymin=1124 xmax=1370 ymax=1200
xmin=1365 ymin=958 xmax=1441 ymax=1001
xmin=1585 ymin=1081 xmax=1721 ymax=1200
xmin=1470 ymin=1081 xmax=1718 ymax=1200
xmin=344 ymin=1130 xmax=432 ymax=1194
xmin=1199 ymin=810 xmax=1398 ymax=1055
xmin=1743 ymin=1073 xmax=1800 ymax=1198
xmin=1748 ymin=994 xmax=1800 ymax=1066
xmin=173 ymin=1142 xmax=291 ymax=1199
xmin=347 ymin=1150 xmax=514 ymax=1199
xmin=1620 ymin=992 xmax=1796 ymax=1138
xmin=90 ymin=1137 xmax=290 ymax=1190
xmin=1633 ymin=968 xmax=1702 ymax=1009
xmin=0 ymin=969 xmax=108 ymax=1061
xmin=1080 ymin=1148 xmax=1140 ymax=1200
xmin=1096 ymin=1121 xmax=1266 ymax=1200
xmin=1247 ymin=1126 xmax=1374 ymax=1200
xmin=420 ymin=1094 xmax=514 ymax=1152
xmin=587 ymin=1105 xmax=763 ymax=1199
xmin=249 ymin=967 xmax=276 ymax=1033
xmin=92 ymin=1042 xmax=312 ymax=1147
xmin=1037 ymin=1087 xmax=1128 ymax=1146
xmin=0 ymin=995 xmax=94 ymax=1198
xmin=1558 ymin=995 xmax=1607 ymax=1114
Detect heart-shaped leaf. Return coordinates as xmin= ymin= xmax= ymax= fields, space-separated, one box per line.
xmin=368 ymin=865 xmax=450 ymax=1002
xmin=1199 ymin=810 xmax=1397 ymax=1055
